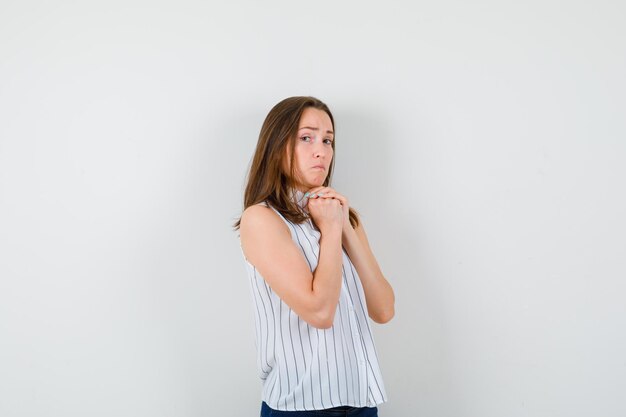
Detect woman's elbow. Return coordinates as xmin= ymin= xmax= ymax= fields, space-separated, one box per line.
xmin=371 ymin=307 xmax=395 ymax=324
xmin=306 ymin=307 xmax=336 ymax=329
xmin=307 ymin=315 xmax=334 ymax=329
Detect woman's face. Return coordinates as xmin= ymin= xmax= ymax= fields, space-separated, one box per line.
xmin=289 ymin=107 xmax=334 ymax=191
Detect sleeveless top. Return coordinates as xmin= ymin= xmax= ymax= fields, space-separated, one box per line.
xmin=239 ymin=189 xmax=388 ymax=411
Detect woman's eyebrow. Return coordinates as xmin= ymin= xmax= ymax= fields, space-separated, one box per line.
xmin=298 ymin=127 xmax=334 ymax=135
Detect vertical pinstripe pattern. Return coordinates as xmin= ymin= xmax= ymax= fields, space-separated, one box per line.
xmin=240 ymin=192 xmax=388 ymax=411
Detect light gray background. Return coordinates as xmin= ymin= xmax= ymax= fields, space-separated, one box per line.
xmin=1 ymin=1 xmax=625 ymax=416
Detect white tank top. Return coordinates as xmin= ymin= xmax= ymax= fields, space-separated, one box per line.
xmin=240 ymin=190 xmax=388 ymax=411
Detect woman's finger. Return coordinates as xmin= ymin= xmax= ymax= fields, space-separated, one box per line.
xmin=306 ymin=187 xmax=333 ymax=198
xmin=313 ymin=189 xmax=347 ymax=205
xmin=306 ymin=187 xmax=343 ymax=200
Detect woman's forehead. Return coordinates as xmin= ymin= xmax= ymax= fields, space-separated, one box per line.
xmin=298 ymin=108 xmax=333 ymax=132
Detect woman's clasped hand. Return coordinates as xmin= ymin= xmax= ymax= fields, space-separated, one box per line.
xmin=305 ymin=186 xmax=351 ymax=232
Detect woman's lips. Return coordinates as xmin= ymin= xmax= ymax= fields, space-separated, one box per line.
xmin=312 ymin=165 xmax=325 ymax=170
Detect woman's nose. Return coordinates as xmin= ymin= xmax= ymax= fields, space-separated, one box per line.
xmin=313 ymin=142 xmax=326 ymax=158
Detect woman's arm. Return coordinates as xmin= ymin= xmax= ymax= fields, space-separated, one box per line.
xmin=342 ymin=220 xmax=395 ymax=324
xmin=239 ymin=203 xmax=344 ymax=329
xmin=302 ymin=187 xmax=396 ymax=324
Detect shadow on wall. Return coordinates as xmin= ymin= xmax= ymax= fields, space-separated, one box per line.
xmin=331 ymin=107 xmax=391 ymax=215
xmin=332 ymin=107 xmax=444 ymax=413
xmin=332 ymin=105 xmax=426 ymax=299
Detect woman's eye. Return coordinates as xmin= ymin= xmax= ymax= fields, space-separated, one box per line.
xmin=323 ymin=138 xmax=333 ymax=145
xmin=300 ymin=136 xmax=311 ymax=142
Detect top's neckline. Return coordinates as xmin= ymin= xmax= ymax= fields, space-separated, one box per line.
xmin=291 ymin=188 xmax=309 ymax=212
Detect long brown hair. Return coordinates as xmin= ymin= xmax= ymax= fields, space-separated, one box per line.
xmin=233 ymin=96 xmax=359 ymax=230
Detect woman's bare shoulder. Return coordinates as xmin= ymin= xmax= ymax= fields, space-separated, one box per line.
xmin=240 ymin=203 xmax=289 ymax=238
xmin=240 ymin=203 xmax=294 ymax=268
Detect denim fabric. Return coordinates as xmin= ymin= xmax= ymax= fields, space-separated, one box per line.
xmin=260 ymin=402 xmax=378 ymax=417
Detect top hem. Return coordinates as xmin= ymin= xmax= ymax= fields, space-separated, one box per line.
xmin=263 ymin=397 xmax=388 ymax=412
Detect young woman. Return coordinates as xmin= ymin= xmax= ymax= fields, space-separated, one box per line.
xmin=235 ymin=96 xmax=394 ymax=416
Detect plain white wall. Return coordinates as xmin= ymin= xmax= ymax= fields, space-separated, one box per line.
xmin=1 ymin=1 xmax=625 ymax=416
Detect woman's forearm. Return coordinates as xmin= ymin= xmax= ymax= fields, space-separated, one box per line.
xmin=342 ymin=225 xmax=395 ymax=323
xmin=309 ymin=226 xmax=344 ymax=328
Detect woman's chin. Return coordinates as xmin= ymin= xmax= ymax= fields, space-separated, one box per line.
xmin=298 ymin=176 xmax=327 ymax=190
xmin=311 ymin=176 xmax=327 ymax=186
